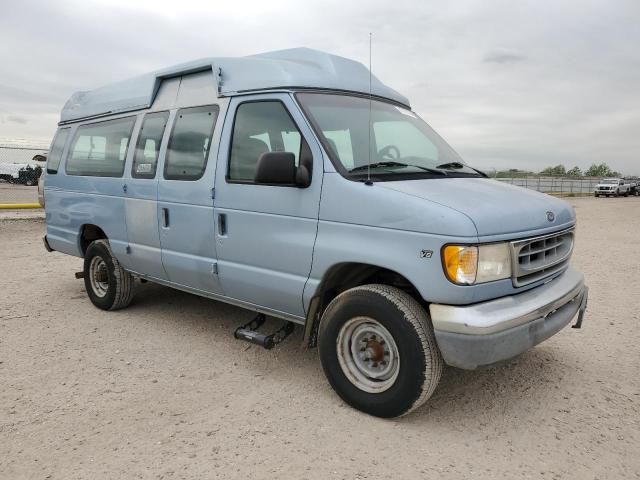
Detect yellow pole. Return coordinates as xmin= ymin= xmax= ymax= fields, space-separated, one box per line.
xmin=0 ymin=203 xmax=42 ymax=209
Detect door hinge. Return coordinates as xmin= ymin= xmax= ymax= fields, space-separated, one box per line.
xmin=211 ymin=188 xmax=215 ymax=199
xmin=211 ymin=262 xmax=218 ymax=275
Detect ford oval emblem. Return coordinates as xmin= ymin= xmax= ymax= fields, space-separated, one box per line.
xmin=546 ymin=211 xmax=555 ymax=222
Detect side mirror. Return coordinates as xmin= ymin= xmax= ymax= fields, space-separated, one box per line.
xmin=255 ymin=152 xmax=296 ymax=185
xmin=296 ymin=164 xmax=311 ymax=188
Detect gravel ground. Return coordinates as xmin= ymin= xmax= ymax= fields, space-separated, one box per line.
xmin=1 ymin=197 xmax=639 ymax=479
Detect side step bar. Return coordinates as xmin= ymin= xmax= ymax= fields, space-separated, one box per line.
xmin=234 ymin=314 xmax=295 ymax=349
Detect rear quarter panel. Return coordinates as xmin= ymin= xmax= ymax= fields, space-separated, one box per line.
xmin=45 ymin=174 xmax=129 ymax=259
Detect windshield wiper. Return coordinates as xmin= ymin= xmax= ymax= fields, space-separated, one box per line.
xmin=350 ymin=162 xmax=447 ymax=175
xmin=435 ymin=161 xmax=488 ymax=178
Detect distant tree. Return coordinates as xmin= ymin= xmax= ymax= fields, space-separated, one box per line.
xmin=540 ymin=164 xmax=566 ymax=176
xmin=585 ymin=163 xmax=615 ymax=177
xmin=566 ymin=166 xmax=582 ymax=176
xmin=495 ymin=169 xmax=533 ymax=178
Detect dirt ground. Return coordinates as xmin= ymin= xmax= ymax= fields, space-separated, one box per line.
xmin=0 ymin=182 xmax=38 ymax=204
xmin=1 ymin=197 xmax=639 ymax=479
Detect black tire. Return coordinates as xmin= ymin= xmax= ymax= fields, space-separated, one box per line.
xmin=594 ymin=194 xmax=599 ymax=197
xmin=83 ymin=239 xmax=134 ymax=310
xmin=318 ymin=284 xmax=443 ymax=418
xmin=25 ymin=178 xmax=37 ymax=187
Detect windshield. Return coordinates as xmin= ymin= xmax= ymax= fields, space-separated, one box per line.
xmin=603 ymin=179 xmax=619 ymax=184
xmin=296 ymin=93 xmax=481 ymax=180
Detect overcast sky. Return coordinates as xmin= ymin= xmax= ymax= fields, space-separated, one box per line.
xmin=1 ymin=0 xmax=638 ymax=173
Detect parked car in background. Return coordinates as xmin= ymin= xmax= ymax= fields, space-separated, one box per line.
xmin=0 ymin=154 xmax=46 ymax=186
xmin=594 ymin=178 xmax=630 ymax=197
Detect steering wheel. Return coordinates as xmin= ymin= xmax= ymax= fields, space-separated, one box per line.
xmin=378 ymin=145 xmax=401 ymax=161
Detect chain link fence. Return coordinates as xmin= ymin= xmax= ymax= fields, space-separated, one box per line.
xmin=496 ymin=176 xmax=624 ymax=196
xmin=0 ymin=144 xmax=49 ymax=207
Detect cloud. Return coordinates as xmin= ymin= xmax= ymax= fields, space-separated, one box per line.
xmin=6 ymin=115 xmax=28 ymax=124
xmin=483 ymin=48 xmax=528 ymax=64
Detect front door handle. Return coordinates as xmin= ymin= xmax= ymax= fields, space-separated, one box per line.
xmin=161 ymin=208 xmax=170 ymax=228
xmin=218 ymin=213 xmax=227 ymax=236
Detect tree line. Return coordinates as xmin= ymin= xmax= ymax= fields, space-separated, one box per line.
xmin=495 ymin=163 xmax=623 ymax=178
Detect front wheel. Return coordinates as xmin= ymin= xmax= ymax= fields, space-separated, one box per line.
xmin=84 ymin=239 xmax=134 ymax=310
xmin=318 ymin=284 xmax=443 ymax=418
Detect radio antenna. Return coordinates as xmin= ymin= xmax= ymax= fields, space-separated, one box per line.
xmin=367 ymin=32 xmax=373 ymax=184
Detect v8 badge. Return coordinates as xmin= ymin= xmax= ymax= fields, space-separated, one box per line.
xmin=420 ymin=250 xmax=433 ymax=259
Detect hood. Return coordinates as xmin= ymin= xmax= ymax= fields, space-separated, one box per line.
xmin=378 ymin=178 xmax=576 ymax=238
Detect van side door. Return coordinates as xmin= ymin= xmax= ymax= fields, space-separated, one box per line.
xmin=156 ymin=103 xmax=223 ymax=294
xmin=213 ymin=93 xmax=322 ymax=319
xmin=122 ymin=111 xmax=170 ymax=280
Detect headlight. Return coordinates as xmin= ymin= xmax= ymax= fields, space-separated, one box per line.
xmin=442 ymin=243 xmax=511 ymax=285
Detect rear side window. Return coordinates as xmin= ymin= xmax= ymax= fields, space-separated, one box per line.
xmin=46 ymin=128 xmax=70 ymax=174
xmin=228 ymin=101 xmax=302 ymax=182
xmin=164 ymin=105 xmax=219 ymax=181
xmin=66 ymin=117 xmax=135 ymax=177
xmin=132 ymin=112 xmax=169 ymax=179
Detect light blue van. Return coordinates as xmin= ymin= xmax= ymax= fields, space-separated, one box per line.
xmin=43 ymin=48 xmax=588 ymax=417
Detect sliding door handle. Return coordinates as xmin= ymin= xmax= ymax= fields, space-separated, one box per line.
xmin=218 ymin=213 xmax=227 ymax=236
xmin=161 ymin=208 xmax=170 ymax=228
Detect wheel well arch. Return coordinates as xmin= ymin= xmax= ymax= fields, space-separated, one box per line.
xmin=303 ymin=262 xmax=424 ymax=347
xmin=79 ymin=224 xmax=108 ymax=255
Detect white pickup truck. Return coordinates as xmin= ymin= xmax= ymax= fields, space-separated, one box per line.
xmin=594 ymin=178 xmax=630 ymax=197
xmin=0 ymin=154 xmax=46 ymax=186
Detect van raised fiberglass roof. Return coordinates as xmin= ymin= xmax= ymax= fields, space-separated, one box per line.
xmin=59 ymin=48 xmax=410 ymax=124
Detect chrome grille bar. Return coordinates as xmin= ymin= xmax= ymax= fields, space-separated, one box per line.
xmin=510 ymin=228 xmax=574 ymax=287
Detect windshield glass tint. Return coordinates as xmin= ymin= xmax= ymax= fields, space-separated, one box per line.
xmin=297 ymin=93 xmax=477 ymax=177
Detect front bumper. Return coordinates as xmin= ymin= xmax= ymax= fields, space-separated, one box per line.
xmin=429 ymin=267 xmax=587 ymax=369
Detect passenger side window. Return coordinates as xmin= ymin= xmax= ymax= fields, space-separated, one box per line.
xmin=46 ymin=128 xmax=70 ymax=174
xmin=164 ymin=105 xmax=219 ymax=181
xmin=228 ymin=101 xmax=302 ymax=182
xmin=373 ymin=121 xmax=438 ymax=161
xmin=132 ymin=112 xmax=169 ymax=179
xmin=66 ymin=117 xmax=135 ymax=177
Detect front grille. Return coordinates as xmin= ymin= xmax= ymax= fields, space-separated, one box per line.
xmin=510 ymin=228 xmax=574 ymax=287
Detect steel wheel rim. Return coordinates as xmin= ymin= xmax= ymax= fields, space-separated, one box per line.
xmin=336 ymin=317 xmax=400 ymax=394
xmin=89 ymin=256 xmax=109 ymax=298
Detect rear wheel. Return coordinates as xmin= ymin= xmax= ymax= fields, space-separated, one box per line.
xmin=84 ymin=239 xmax=134 ymax=310
xmin=318 ymin=284 xmax=443 ymax=418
